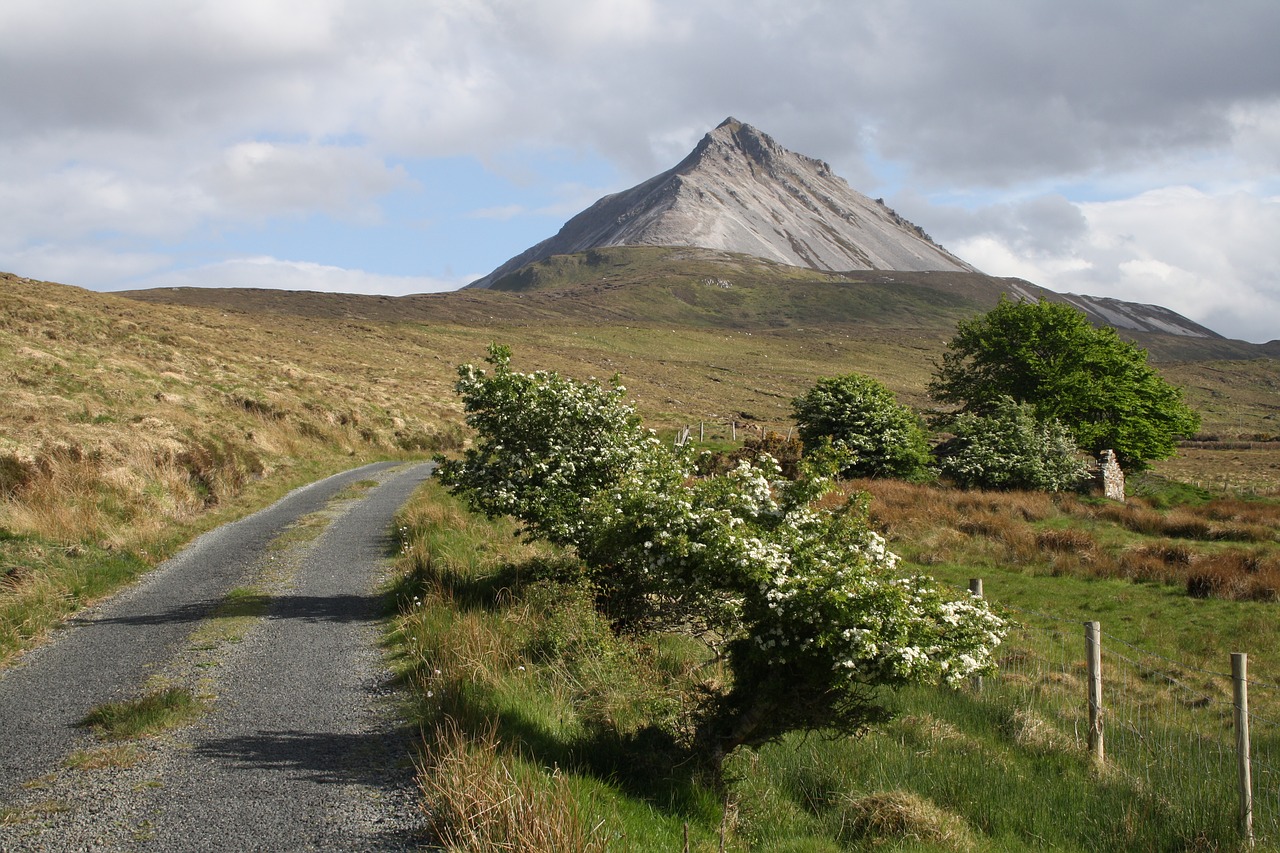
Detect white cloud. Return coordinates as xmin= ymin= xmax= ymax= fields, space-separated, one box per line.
xmin=203 ymin=142 xmax=410 ymax=220
xmin=1 ymin=245 xmax=173 ymax=288
xmin=0 ymin=0 xmax=1277 ymax=345
xmin=0 ymin=164 xmax=213 ymax=244
xmin=127 ymin=257 xmax=464 ymax=295
xmin=943 ymin=187 xmax=1280 ymax=343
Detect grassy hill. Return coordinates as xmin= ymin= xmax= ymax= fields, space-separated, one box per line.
xmin=120 ymin=246 xmax=1280 ymax=487
xmin=0 ymin=272 xmax=471 ymax=661
xmin=4 ymin=257 xmax=1280 ymax=849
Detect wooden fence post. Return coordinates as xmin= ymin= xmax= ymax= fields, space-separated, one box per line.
xmin=731 ymin=420 xmax=736 ymax=441
xmin=969 ymin=579 xmax=984 ymax=692
xmin=1234 ymin=652 xmax=1254 ymax=846
xmin=700 ymin=421 xmax=705 ymax=443
xmin=1086 ymin=621 xmax=1104 ymax=763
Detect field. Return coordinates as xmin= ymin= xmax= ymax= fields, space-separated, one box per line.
xmin=3 ymin=260 xmax=1280 ymax=849
xmin=387 ymin=477 xmax=1280 ymax=851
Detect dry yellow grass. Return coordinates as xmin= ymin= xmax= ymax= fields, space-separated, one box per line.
xmin=4 ymin=269 xmax=1277 ymax=670
xmin=417 ymin=719 xmax=612 ymax=853
xmin=839 ymin=790 xmax=978 ymax=850
xmin=1 ymin=274 xmax=470 ymax=545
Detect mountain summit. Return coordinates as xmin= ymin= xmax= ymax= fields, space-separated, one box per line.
xmin=468 ymin=118 xmax=975 ymax=288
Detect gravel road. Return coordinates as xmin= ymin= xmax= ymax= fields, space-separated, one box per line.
xmin=0 ymin=461 xmax=435 ymax=851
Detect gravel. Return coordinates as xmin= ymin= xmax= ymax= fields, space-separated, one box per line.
xmin=0 ymin=461 xmax=436 ymax=851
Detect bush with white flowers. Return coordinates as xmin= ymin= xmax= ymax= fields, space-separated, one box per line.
xmin=935 ymin=395 xmax=1091 ymax=492
xmin=438 ymin=345 xmax=1007 ymax=770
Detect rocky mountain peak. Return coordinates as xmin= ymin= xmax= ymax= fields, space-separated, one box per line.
xmin=689 ymin=117 xmax=826 ymax=177
xmin=468 ymin=118 xmax=976 ymax=289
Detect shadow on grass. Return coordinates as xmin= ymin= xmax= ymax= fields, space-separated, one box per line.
xmin=396 ymin=554 xmax=722 ymax=824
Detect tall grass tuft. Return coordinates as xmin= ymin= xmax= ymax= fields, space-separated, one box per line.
xmin=837 ymin=791 xmax=977 ymax=851
xmin=418 ymin=718 xmax=613 ymax=853
xmin=78 ymin=687 xmax=206 ymax=740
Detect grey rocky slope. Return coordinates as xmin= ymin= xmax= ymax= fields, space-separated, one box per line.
xmin=468 ymin=117 xmax=975 ymax=289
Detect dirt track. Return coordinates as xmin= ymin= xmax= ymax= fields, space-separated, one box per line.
xmin=0 ymin=461 xmax=434 ymax=851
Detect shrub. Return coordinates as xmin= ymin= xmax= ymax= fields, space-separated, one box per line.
xmin=437 ymin=346 xmax=1008 ymax=773
xmin=792 ymin=373 xmax=932 ymax=480
xmin=935 ymin=397 xmax=1090 ymax=492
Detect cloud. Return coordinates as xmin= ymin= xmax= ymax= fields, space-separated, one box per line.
xmin=126 ymin=256 xmax=465 ymax=296
xmin=936 ymin=187 xmax=1280 ymax=343
xmin=466 ymin=182 xmax=619 ymax=222
xmin=7 ymin=1 xmax=1279 ymax=180
xmin=203 ymin=142 xmax=411 ymax=220
xmin=0 ymin=0 xmax=1277 ymax=343
xmin=1 ymin=244 xmax=173 ymax=288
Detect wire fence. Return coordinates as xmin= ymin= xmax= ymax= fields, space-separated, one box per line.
xmin=987 ymin=597 xmax=1278 ymax=845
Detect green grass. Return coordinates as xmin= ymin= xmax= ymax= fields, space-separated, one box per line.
xmin=267 ymin=510 xmax=332 ymax=552
xmin=77 ymin=687 xmax=207 ymax=741
xmin=4 ymin=263 xmax=1279 ymax=845
xmin=188 ymin=586 xmax=271 ymax=649
xmin=386 ymin=477 xmax=1280 ymax=851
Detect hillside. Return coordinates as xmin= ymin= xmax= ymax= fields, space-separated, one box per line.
xmin=125 ymin=246 xmax=1253 ymax=359
xmin=4 ymin=262 xmax=1278 ymax=576
xmin=116 ymin=248 xmax=1280 ymax=492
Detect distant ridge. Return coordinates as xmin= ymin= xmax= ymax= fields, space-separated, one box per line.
xmin=468 ymin=118 xmax=975 ymax=289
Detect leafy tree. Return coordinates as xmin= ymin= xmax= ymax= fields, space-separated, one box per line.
xmin=929 ymin=297 xmax=1200 ymax=471
xmin=936 ymin=396 xmax=1091 ymax=491
xmin=792 ymin=373 xmax=933 ymax=480
xmin=438 ymin=345 xmax=1006 ymax=774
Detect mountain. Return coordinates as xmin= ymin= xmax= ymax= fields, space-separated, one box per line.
xmin=123 ymin=246 xmax=1258 ymax=360
xmin=468 ymin=118 xmax=974 ymax=289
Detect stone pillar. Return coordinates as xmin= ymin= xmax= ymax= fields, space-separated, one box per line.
xmin=1099 ymin=450 xmax=1125 ymax=502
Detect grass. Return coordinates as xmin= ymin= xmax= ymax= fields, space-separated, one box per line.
xmin=3 ymin=264 xmax=1278 ymax=845
xmin=64 ymin=743 xmax=145 ymax=771
xmin=0 ymin=276 xmax=475 ymax=667
xmin=267 ymin=510 xmax=332 ymax=552
xmin=187 ymin=586 xmax=272 ymax=650
xmin=77 ymin=687 xmax=207 ymax=741
xmin=0 ymin=799 xmax=72 ymax=827
xmin=386 ymin=474 xmax=1280 ymax=852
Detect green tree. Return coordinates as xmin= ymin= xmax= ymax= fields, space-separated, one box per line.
xmin=792 ymin=373 xmax=932 ymax=480
xmin=935 ymin=396 xmax=1091 ymax=491
xmin=928 ymin=297 xmax=1200 ymax=471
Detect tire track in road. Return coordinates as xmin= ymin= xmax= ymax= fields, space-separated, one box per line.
xmin=0 ymin=461 xmax=434 ymax=851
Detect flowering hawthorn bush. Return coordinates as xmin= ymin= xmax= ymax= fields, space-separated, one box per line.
xmin=936 ymin=395 xmax=1091 ymax=492
xmin=438 ymin=345 xmax=1007 ymax=769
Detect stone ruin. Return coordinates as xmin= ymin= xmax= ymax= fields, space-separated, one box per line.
xmin=1096 ymin=450 xmax=1125 ymax=502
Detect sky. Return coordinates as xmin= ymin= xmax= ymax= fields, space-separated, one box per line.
xmin=2 ymin=1 xmax=1278 ymax=343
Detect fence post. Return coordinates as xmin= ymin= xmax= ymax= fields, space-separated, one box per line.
xmin=731 ymin=420 xmax=736 ymax=440
xmin=700 ymin=421 xmax=705 ymax=443
xmin=969 ymin=579 xmax=984 ymax=692
xmin=1234 ymin=652 xmax=1254 ymax=847
xmin=1086 ymin=621 xmax=1104 ymax=763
